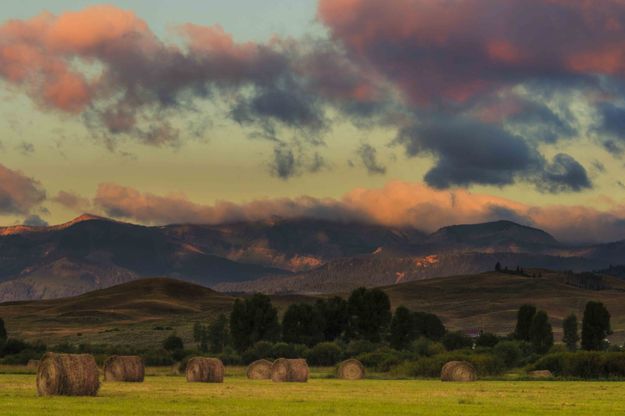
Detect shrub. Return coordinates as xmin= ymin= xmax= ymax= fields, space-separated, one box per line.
xmin=1 ymin=339 xmax=29 ymax=356
xmin=307 ymin=342 xmax=342 ymax=366
xmin=410 ymin=337 xmax=446 ymax=357
xmin=475 ymin=332 xmax=500 ymax=348
xmin=355 ymin=347 xmax=403 ymax=372
xmin=442 ymin=331 xmax=473 ymax=351
xmin=217 ymin=347 xmax=242 ymax=366
xmin=162 ymin=335 xmax=184 ymax=352
xmin=531 ymin=351 xmax=625 ymax=378
xmin=493 ymin=341 xmax=522 ymax=367
xmin=0 ymin=349 xmax=41 ymax=365
xmin=469 ymin=354 xmax=505 ymax=376
xmin=567 ymin=352 xmax=606 ymax=378
xmin=241 ymin=341 xmax=274 ymax=364
xmin=143 ymin=349 xmax=174 ymax=366
xmin=345 ymin=340 xmax=379 ymax=357
xmin=271 ymin=342 xmax=308 ymax=359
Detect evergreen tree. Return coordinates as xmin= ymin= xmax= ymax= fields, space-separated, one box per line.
xmin=562 ymin=313 xmax=579 ymax=351
xmin=529 ymin=310 xmax=553 ymax=354
xmin=389 ymin=306 xmax=415 ymax=350
xmin=581 ymin=301 xmax=612 ymax=350
xmin=495 ymin=262 xmax=502 ymax=272
xmin=207 ymin=314 xmax=230 ymax=353
xmin=282 ymin=303 xmax=324 ymax=346
xmin=315 ymin=297 xmax=349 ymax=341
xmin=514 ymin=304 xmax=537 ymax=341
xmin=414 ymin=312 xmax=446 ymax=341
xmin=347 ymin=287 xmax=392 ymax=342
xmin=229 ymin=294 xmax=281 ymax=352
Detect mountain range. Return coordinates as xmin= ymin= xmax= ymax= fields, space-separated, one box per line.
xmin=0 ymin=214 xmax=624 ymax=301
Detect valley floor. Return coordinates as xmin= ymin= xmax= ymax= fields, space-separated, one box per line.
xmin=1 ymin=369 xmax=625 ymax=415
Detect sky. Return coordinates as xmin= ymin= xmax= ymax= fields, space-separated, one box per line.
xmin=1 ymin=0 xmax=625 ymax=242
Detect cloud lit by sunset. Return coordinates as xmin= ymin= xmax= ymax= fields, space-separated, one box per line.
xmin=1 ymin=0 xmax=625 ymax=242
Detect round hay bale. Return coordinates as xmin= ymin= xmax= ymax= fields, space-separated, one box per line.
xmin=528 ymin=370 xmax=553 ymax=378
xmin=271 ymin=358 xmax=309 ymax=382
xmin=185 ymin=357 xmax=224 ymax=383
xmin=36 ymin=352 xmax=100 ymax=396
xmin=247 ymin=359 xmax=273 ymax=380
xmin=103 ymin=355 xmax=144 ymax=382
xmin=27 ymin=359 xmax=40 ymax=371
xmin=337 ymin=359 xmax=365 ymax=380
xmin=440 ymin=361 xmax=477 ymax=382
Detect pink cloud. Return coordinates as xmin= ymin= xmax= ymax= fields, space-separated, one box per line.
xmin=92 ymin=181 xmax=625 ymax=243
xmin=52 ymin=190 xmax=91 ymax=212
xmin=318 ymin=0 xmax=625 ymax=105
xmin=0 ymin=4 xmax=387 ymax=147
xmin=0 ymin=164 xmax=46 ymax=214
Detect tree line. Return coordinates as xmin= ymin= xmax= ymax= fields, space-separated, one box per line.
xmin=512 ymin=301 xmax=611 ymax=353
xmin=191 ymin=287 xmax=445 ymax=355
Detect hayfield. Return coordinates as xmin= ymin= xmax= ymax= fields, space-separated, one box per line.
xmin=1 ymin=367 xmax=625 ymax=415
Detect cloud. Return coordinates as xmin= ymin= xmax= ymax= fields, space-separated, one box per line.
xmin=23 ymin=214 xmax=48 ymax=226
xmin=0 ymin=7 xmax=384 ymax=147
xmin=52 ymin=190 xmax=92 ymax=212
xmin=2 ymin=2 xmax=625 ymax=190
xmin=92 ymin=180 xmax=625 ymax=243
xmin=395 ymin=116 xmax=541 ymax=188
xmin=318 ymin=0 xmax=625 ymax=105
xmin=0 ymin=164 xmax=46 ymax=215
xmin=537 ymin=153 xmax=592 ymax=193
xmin=93 ymin=182 xmax=356 ymax=225
xmin=271 ymin=144 xmax=297 ymax=179
xmin=357 ymin=143 xmax=386 ymax=175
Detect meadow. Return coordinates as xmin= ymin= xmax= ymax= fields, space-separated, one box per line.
xmin=1 ymin=366 xmax=625 ymax=415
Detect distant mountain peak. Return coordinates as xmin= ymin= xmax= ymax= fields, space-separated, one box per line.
xmin=430 ymin=220 xmax=558 ymax=245
xmin=64 ymin=213 xmax=111 ymax=226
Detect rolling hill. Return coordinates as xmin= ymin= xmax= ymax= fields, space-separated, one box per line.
xmin=3 ymin=272 xmax=625 ymax=347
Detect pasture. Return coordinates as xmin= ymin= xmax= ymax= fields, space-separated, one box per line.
xmin=1 ymin=366 xmax=625 ymax=415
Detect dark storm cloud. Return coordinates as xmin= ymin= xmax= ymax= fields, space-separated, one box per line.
xmin=537 ymin=153 xmax=592 ymax=193
xmin=594 ymin=102 xmax=625 ymax=155
xmin=394 ymin=117 xmax=541 ymax=188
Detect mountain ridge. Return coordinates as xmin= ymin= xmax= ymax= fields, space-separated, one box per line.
xmin=0 ymin=214 xmax=624 ymax=301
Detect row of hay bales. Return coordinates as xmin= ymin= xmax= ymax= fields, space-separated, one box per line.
xmin=246 ymin=358 xmax=366 ymax=382
xmin=34 ymin=353 xmax=479 ymax=396
xmin=36 ymin=353 xmax=145 ymax=396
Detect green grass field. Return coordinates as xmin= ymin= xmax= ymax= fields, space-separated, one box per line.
xmin=2 ymin=367 xmax=625 ymax=415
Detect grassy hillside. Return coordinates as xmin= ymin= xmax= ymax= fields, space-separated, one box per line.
xmin=380 ymin=270 xmax=625 ymax=343
xmin=0 ymin=278 xmax=314 ymax=347
xmin=0 ymin=278 xmax=233 ymax=347
xmin=3 ymin=271 xmax=625 ymax=347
